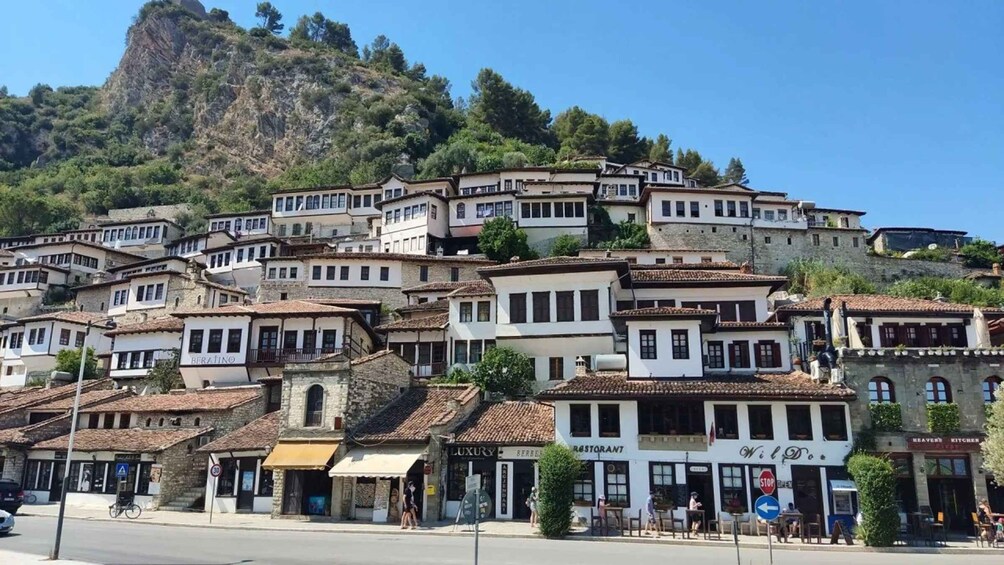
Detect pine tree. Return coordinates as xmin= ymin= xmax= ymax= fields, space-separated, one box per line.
xmin=468 ymin=68 xmax=553 ymax=146
xmin=649 ymin=134 xmax=672 ymax=163
xmin=607 ymin=120 xmax=648 ymax=163
xmin=723 ymin=157 xmax=749 ymax=184
xmin=254 ymin=2 xmax=283 ymax=35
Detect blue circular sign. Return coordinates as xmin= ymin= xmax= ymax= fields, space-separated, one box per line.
xmin=755 ymin=495 xmax=781 ymax=521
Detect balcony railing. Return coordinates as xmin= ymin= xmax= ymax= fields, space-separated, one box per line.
xmin=249 ymin=348 xmax=343 ymax=365
xmin=411 ymin=362 xmax=448 ymax=378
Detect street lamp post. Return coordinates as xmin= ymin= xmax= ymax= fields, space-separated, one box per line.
xmin=50 ymin=319 xmax=114 ymax=560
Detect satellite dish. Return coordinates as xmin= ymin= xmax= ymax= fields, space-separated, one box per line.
xmin=928 ymin=244 xmax=938 ymax=250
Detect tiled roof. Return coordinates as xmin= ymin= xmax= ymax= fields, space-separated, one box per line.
xmin=447 ymin=280 xmax=495 ymax=298
xmin=402 ymin=281 xmax=478 ymax=294
xmin=536 ymin=372 xmax=855 ymax=401
xmin=198 ymin=412 xmax=279 ymax=452
xmin=478 ymin=256 xmax=629 ymax=276
xmin=33 ymin=427 xmax=211 ymax=453
xmin=104 ymin=317 xmax=184 ymax=337
xmin=631 ymin=262 xmax=740 ymax=270
xmin=375 ymin=313 xmax=449 ymax=332
xmin=610 ymin=307 xmax=718 ymax=319
xmin=397 ymin=299 xmax=449 ymax=314
xmin=0 ymin=415 xmax=71 ymax=446
xmin=630 ymin=269 xmax=788 ymax=285
xmin=716 ymin=321 xmax=790 ymax=330
xmin=451 ymin=402 xmax=553 ymax=445
xmin=350 ymin=350 xmax=401 ymax=366
xmin=173 ymin=300 xmax=357 ymax=317
xmin=26 ymin=389 xmax=132 ymax=412
xmin=295 ymin=252 xmax=495 ymax=264
xmin=775 ymin=294 xmax=1004 ymax=316
xmin=352 ymin=385 xmax=479 ymax=442
xmin=79 ymin=387 xmax=262 ymax=413
xmin=17 ymin=311 xmax=112 ymax=325
xmin=0 ymin=379 xmax=114 ymax=415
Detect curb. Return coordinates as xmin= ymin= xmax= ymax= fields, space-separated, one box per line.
xmin=16 ymin=512 xmax=994 ymax=555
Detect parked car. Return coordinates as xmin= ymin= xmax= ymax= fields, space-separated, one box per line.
xmin=0 ymin=479 xmax=24 ymax=515
xmin=0 ymin=509 xmax=13 ymax=535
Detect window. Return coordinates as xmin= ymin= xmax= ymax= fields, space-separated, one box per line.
xmin=226 ymin=329 xmax=242 ymax=353
xmin=305 ymin=385 xmax=324 ymax=427
xmin=926 ymin=377 xmax=951 ymax=404
xmin=360 ymin=266 xmax=370 ymax=281
xmin=454 ymin=341 xmax=468 ymax=364
xmin=706 ymin=341 xmax=725 ymax=369
xmin=714 ymin=200 xmax=724 ymax=216
xmin=671 ymin=330 xmax=689 ymax=359
xmin=339 ymin=266 xmax=349 ymax=281
xmin=477 ymin=301 xmax=491 ymax=322
xmin=207 ymin=329 xmax=223 ymax=353
xmin=984 ymin=377 xmax=1001 ymax=404
xmin=450 ymin=267 xmax=460 ymax=282
xmin=868 ymin=377 xmax=895 ymax=403
xmin=925 ymin=456 xmax=970 ymax=478
xmin=786 ymin=405 xmax=813 ymax=440
xmin=821 ymin=405 xmax=848 ymax=440
xmin=755 ymin=341 xmax=781 ymax=368
xmin=598 ymin=404 xmax=620 ymax=437
xmin=812 ymin=233 xmax=820 ymax=246
xmin=649 ymin=463 xmax=674 ymax=505
xmin=720 ymin=465 xmax=747 ymax=512
xmin=509 ymin=293 xmax=527 ymax=323
xmin=419 ymin=265 xmax=429 ymax=282
xmin=312 ymin=266 xmax=321 ymax=280
xmin=639 ymin=330 xmax=657 ymax=359
xmin=604 ymin=462 xmax=629 ymax=506
xmin=638 ymin=400 xmax=705 ymax=435
xmin=833 ymin=236 xmax=840 ymax=247
xmin=532 ymin=292 xmax=550 ymax=323
xmin=570 ymin=404 xmax=591 ymax=437
xmin=59 ymin=329 xmax=70 ymax=346
xmin=469 ymin=340 xmax=484 ymax=363
xmin=459 ymin=302 xmax=473 ymax=322
xmin=556 ymin=291 xmax=574 ymax=322
xmin=728 ymin=341 xmax=751 ymax=368
xmin=548 ymin=357 xmax=564 ymax=380
xmin=75 ymin=332 xmax=85 ymax=348
xmin=661 ymin=201 xmax=673 ymax=217
xmin=739 ymin=202 xmax=749 ymax=218
xmin=727 ymin=201 xmax=737 ymax=217
xmin=714 ymin=405 xmax=739 ymax=439
xmin=188 ymin=330 xmax=204 ymax=353
xmin=577 ymin=289 xmax=599 ymax=321
xmin=573 ymin=462 xmax=595 ymax=504
xmin=853 ymin=237 xmax=860 ymax=248
xmin=380 ymin=267 xmax=389 ymax=281
xmin=676 ymin=201 xmax=686 ymax=217
xmin=748 ymin=405 xmax=774 ymax=439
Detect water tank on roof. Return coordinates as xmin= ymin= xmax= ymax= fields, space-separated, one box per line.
xmin=798 ymin=201 xmax=816 ymax=210
xmin=595 ymin=354 xmax=627 ymax=371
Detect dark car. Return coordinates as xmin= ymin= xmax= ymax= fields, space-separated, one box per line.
xmin=0 ymin=479 xmax=24 ymax=514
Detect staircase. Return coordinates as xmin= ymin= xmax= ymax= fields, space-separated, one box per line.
xmin=159 ymin=486 xmax=205 ymax=512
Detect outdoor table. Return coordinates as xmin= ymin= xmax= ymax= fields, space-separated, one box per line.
xmin=909 ymin=512 xmax=935 ymax=546
xmin=686 ymin=509 xmax=706 ymax=539
xmin=604 ymin=507 xmax=625 ymax=536
xmin=779 ymin=512 xmax=804 ymax=542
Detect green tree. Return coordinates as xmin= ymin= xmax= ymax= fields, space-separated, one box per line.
xmin=887 ymin=277 xmax=1004 ymax=307
xmin=959 ymin=238 xmax=1002 ymax=269
xmin=847 ymin=454 xmax=900 ymax=546
xmin=549 ymin=234 xmax=581 ymax=257
xmin=467 ymin=68 xmax=553 ymax=146
xmin=471 ymin=347 xmax=535 ymax=397
xmin=689 ymin=161 xmax=721 ymax=187
xmin=982 ymin=394 xmax=1004 ymax=487
xmin=145 ymin=350 xmax=184 ymax=393
xmin=601 ymin=220 xmax=650 ymax=249
xmin=783 ymin=259 xmax=876 ymax=297
xmin=675 ymin=148 xmax=704 ymax=174
xmin=537 ymin=444 xmax=581 ymax=538
xmin=477 ymin=216 xmax=536 ymax=263
xmin=649 ymin=134 xmax=672 ymax=163
xmin=55 ymin=347 xmax=99 ymax=380
xmin=606 ymin=119 xmax=648 ymax=163
xmin=723 ymin=157 xmax=748 ymax=184
xmin=554 ymin=107 xmax=608 ymax=156
xmin=254 ymin=2 xmax=283 ymax=35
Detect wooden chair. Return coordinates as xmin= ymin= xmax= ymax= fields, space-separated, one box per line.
xmin=930 ymin=511 xmax=947 ymax=546
xmin=972 ymin=512 xmax=988 ymax=547
xmin=659 ymin=508 xmax=685 ymax=538
xmin=740 ymin=514 xmax=758 ymax=536
xmin=590 ymin=507 xmax=604 ymax=536
xmin=719 ymin=512 xmax=736 ymax=536
xmin=804 ymin=514 xmax=823 ymax=543
xmin=706 ymin=514 xmax=721 ymax=540
xmin=628 ymin=509 xmax=642 ymax=536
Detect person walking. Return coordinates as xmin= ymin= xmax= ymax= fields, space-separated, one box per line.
xmin=527 ymin=486 xmax=539 ymax=528
xmin=401 ymin=481 xmax=417 ymax=529
xmin=644 ymin=492 xmax=660 ymax=536
xmin=689 ymin=492 xmax=703 ymax=534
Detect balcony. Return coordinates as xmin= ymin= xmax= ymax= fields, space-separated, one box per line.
xmin=411 ymin=362 xmax=448 ymax=378
xmin=248 ymin=348 xmax=343 ymax=366
xmin=638 ymin=433 xmax=708 ymax=452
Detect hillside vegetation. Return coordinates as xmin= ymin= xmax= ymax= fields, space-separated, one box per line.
xmin=0 ymin=0 xmax=744 ymax=235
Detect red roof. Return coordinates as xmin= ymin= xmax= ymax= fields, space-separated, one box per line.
xmin=352 ymin=385 xmax=479 ymax=442
xmin=198 ymin=412 xmax=280 ymax=452
xmin=775 ymin=295 xmax=1004 ymax=316
xmin=451 ymin=402 xmax=553 ymax=445
xmin=33 ymin=427 xmax=211 ymax=453
xmin=537 ymin=372 xmax=855 ymax=401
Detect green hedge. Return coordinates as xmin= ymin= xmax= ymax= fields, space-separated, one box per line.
xmin=537 ymin=444 xmax=581 ymax=538
xmin=847 ymin=454 xmax=900 ymax=546
xmin=869 ymin=403 xmax=903 ymax=432
xmin=927 ymin=403 xmax=960 ymax=433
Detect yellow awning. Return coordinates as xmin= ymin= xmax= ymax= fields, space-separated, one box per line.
xmin=262 ymin=441 xmax=339 ymax=470
xmin=329 ymin=445 xmax=425 ymax=478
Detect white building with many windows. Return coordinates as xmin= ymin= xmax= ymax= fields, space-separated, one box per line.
xmin=106 ymin=317 xmax=184 ymax=387
xmin=0 ymin=311 xmax=114 ymax=387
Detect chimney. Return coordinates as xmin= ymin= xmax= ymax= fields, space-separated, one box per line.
xmin=91 ymin=270 xmax=109 ymax=284
xmin=994 ymin=263 xmax=1001 ymax=276
xmin=739 ymin=261 xmax=753 ymax=274
xmin=510 ymin=256 xmax=520 ymax=263
xmin=575 ymin=356 xmax=587 ymax=377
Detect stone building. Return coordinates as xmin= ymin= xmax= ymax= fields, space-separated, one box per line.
xmin=199 ymin=411 xmax=281 ymax=514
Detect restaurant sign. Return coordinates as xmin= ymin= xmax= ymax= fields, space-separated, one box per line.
xmin=572 ymin=445 xmax=625 ymax=454
xmin=498 ymin=446 xmax=543 ymax=460
xmin=907 ymin=436 xmax=982 ymax=452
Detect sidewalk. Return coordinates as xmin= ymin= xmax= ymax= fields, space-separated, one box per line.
xmin=0 ymin=550 xmax=98 ymax=565
xmin=15 ymin=503 xmax=999 ymax=554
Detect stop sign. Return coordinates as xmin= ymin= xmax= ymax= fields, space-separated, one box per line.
xmin=758 ymin=469 xmax=776 ymax=496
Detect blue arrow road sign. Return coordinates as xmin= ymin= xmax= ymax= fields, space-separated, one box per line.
xmin=755 ymin=495 xmax=781 ymax=521
xmin=115 ymin=462 xmax=129 ymax=479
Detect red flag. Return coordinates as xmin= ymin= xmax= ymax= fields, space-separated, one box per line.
xmin=709 ymin=421 xmax=716 ymax=446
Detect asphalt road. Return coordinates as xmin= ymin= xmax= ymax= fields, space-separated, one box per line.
xmin=3 ymin=515 xmax=1003 ymax=565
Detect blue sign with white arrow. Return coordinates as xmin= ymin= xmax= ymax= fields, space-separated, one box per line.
xmin=115 ymin=462 xmax=129 ymax=479
xmin=755 ymin=495 xmax=781 ymax=521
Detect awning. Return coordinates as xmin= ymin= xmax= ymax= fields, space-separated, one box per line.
xmin=262 ymin=441 xmax=339 ymax=470
xmin=830 ymin=480 xmax=857 ymax=493
xmin=329 ymin=445 xmax=425 ymax=478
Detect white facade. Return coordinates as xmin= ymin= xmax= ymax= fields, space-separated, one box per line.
xmin=579 ymin=249 xmax=729 ymax=265
xmin=647 ymin=189 xmax=756 ymax=226
xmin=100 ymin=219 xmax=183 ymax=250
xmin=207 ymin=213 xmax=271 ymax=237
xmin=624 ymin=319 xmax=705 ymax=378
xmin=110 ymin=330 xmax=183 ymax=383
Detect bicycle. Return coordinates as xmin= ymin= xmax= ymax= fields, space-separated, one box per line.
xmin=23 ymin=492 xmax=37 ymax=504
xmin=108 ymin=500 xmax=142 ymax=519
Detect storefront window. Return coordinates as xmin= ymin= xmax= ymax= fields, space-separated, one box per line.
xmin=925 ymin=456 xmax=968 ymax=477
xmin=68 ymin=462 xmax=81 ymax=492
xmin=258 ymin=468 xmax=274 ymax=497
xmin=719 ymin=465 xmax=747 ymax=512
xmin=603 ymin=462 xmax=629 ymax=506
xmin=649 ymin=463 xmax=674 ymax=505
xmin=447 ymin=459 xmax=467 ymax=501
xmin=25 ymin=460 xmax=40 ymax=490
xmin=573 ymin=462 xmax=595 ymax=505
xmin=217 ymin=459 xmax=237 ymax=496
xmin=38 ymin=461 xmax=53 ymax=491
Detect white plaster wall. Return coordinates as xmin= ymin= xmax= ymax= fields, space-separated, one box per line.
xmin=625 ymin=320 xmax=704 ymax=378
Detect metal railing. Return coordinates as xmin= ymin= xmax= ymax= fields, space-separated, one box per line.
xmin=410 ymin=362 xmax=448 ymax=378
xmin=248 ymin=348 xmax=343 ymax=365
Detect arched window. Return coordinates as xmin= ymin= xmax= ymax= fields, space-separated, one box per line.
xmin=868 ymin=377 xmax=895 ymax=404
xmin=305 ymin=385 xmax=324 ymax=427
xmin=984 ymin=376 xmax=1002 ymax=404
xmin=194 ymin=417 xmax=201 ymax=427
xmin=926 ymin=377 xmax=952 ymax=404
xmin=145 ymin=418 xmax=152 ymax=427
xmin=456 ymin=203 xmax=466 ymax=219
xmin=159 ymin=418 xmax=165 ymax=427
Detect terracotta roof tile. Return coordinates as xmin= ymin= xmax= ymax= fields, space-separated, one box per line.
xmin=352 ymin=385 xmax=478 ymax=442
xmin=375 ymin=313 xmax=449 ymax=332
xmin=536 ymin=372 xmax=855 ymax=401
xmin=295 ymin=252 xmax=495 ymax=264
xmin=0 ymin=415 xmax=71 ymax=446
xmin=478 ymin=256 xmax=629 ymax=276
xmin=105 ymin=317 xmax=184 ymax=337
xmin=715 ymin=321 xmax=790 ymax=330
xmin=402 ymin=281 xmax=479 ymax=294
xmin=610 ymin=307 xmax=718 ymax=319
xmin=397 ymin=299 xmax=449 ymax=314
xmin=451 ymin=402 xmax=553 ymax=445
xmin=0 ymin=379 xmax=114 ymax=415
xmin=26 ymin=389 xmax=132 ymax=412
xmin=17 ymin=311 xmax=112 ymax=325
xmin=349 ymin=350 xmax=401 ymax=366
xmin=79 ymin=387 xmax=262 ymax=413
xmin=198 ymin=412 xmax=279 ymax=452
xmin=174 ymin=300 xmax=357 ymax=317
xmin=447 ymin=280 xmax=495 ymax=298
xmin=630 ymin=262 xmax=739 ymax=270
xmin=775 ymin=294 xmax=1004 ymax=316
xmin=33 ymin=427 xmax=212 ymax=452
xmin=630 ymin=269 xmax=788 ymax=285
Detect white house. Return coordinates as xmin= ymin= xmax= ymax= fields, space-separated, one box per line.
xmin=0 ymin=264 xmax=70 ymax=320
xmin=206 ymin=210 xmax=272 ymax=238
xmin=99 ymin=218 xmax=185 ymax=256
xmin=13 ymin=241 xmax=143 ymax=283
xmin=0 ymin=312 xmax=114 ymax=387
xmin=106 ymin=317 xmax=184 ymax=387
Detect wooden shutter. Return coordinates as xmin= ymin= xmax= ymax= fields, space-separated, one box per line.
xmin=772 ymin=343 xmax=782 ymax=367
xmin=753 ymin=342 xmax=764 ymax=368
xmin=728 ymin=343 xmax=738 ymax=367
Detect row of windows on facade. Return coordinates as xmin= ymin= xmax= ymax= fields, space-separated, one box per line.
xmin=23 ymin=460 xmax=156 ymax=496
xmin=507 ymin=290 xmax=601 ymax=324
xmin=568 ymin=402 xmax=847 ymax=442
xmin=210 ymin=245 xmax=277 ymax=269
xmin=459 ymin=182 xmax=518 ymax=196
xmin=752 ymin=207 xmax=794 ymax=221
xmin=599 ymin=184 xmax=639 ymax=199
xmin=188 ymin=328 xmax=342 ymax=355
xmin=275 ymin=222 xmax=331 ymax=237
xmin=3 ymin=328 xmax=85 ymax=350
xmin=384 ymin=203 xmax=438 ymax=225
xmin=102 ymin=225 xmax=163 ymax=242
xmin=115 ymin=350 xmax=160 ymax=370
xmin=385 ymin=235 xmax=427 ymax=254
xmin=38 ymin=233 xmax=98 ymax=244
xmin=34 ymin=253 xmax=99 ymax=269
xmin=703 ymin=339 xmax=784 ymax=369
xmin=0 ymin=269 xmax=49 ymax=286
xmin=807 ymin=215 xmax=851 ymax=228
xmin=303 ymin=265 xmax=390 ymax=282
xmin=112 ymin=283 xmax=164 ymax=307
xmin=209 ymin=217 xmax=268 ymax=233
xmin=274 ymin=193 xmax=377 ymax=213
xmin=803 ymin=321 xmax=967 ymax=349
xmin=521 ymin=201 xmax=586 ymax=220
xmin=868 ymin=375 xmax=1001 ymax=405
xmin=118 ymin=265 xmax=169 ymax=277
xmin=84 ymin=413 xmax=201 ymax=430
xmin=455 ymin=201 xmax=513 ymax=220
xmin=764 ymin=233 xmax=860 ymax=248
xmin=169 ymin=238 xmax=202 ymax=255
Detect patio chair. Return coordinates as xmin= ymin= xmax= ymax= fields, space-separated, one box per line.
xmin=628 ymin=509 xmax=642 ymax=536
xmin=804 ymin=514 xmax=823 ymax=543
xmin=659 ymin=508 xmax=685 ymax=538
xmin=740 ymin=514 xmax=758 ymax=536
xmin=971 ymin=512 xmax=990 ymax=548
xmin=706 ymin=514 xmax=721 ymax=540
xmin=719 ymin=512 xmax=737 ymax=536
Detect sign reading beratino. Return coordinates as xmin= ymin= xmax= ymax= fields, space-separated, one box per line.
xmin=189 ymin=354 xmax=239 ymax=365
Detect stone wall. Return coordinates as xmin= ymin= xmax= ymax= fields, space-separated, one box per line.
xmin=346 ymin=352 xmax=411 ymax=429
xmin=153 ymin=435 xmax=207 ymax=509
xmin=257 ymin=282 xmax=405 ymax=309
xmin=281 ymin=358 xmax=352 ymax=434
xmin=130 ymin=395 xmax=266 ymax=441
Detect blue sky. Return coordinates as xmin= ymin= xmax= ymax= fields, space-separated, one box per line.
xmin=2 ymin=1 xmax=1002 ymax=241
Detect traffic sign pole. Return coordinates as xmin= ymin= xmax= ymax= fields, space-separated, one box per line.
xmin=755 ymin=495 xmax=780 ymax=565
xmin=473 ymin=486 xmax=479 ymax=565
xmin=209 ymin=463 xmax=222 ymax=525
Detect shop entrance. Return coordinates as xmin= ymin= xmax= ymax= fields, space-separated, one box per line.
xmin=281 ymin=470 xmax=331 ymax=516
xmin=471 ymin=459 xmax=496 ymax=519
xmin=686 ymin=464 xmax=715 ymax=523
xmin=236 ymin=458 xmax=257 ymax=512
xmin=926 ymin=455 xmax=975 ymax=533
xmin=405 ymin=461 xmax=426 ymax=522
xmin=791 ymin=465 xmax=824 ymax=520
xmin=50 ymin=461 xmax=65 ymax=502
xmin=513 ymin=460 xmax=535 ymax=520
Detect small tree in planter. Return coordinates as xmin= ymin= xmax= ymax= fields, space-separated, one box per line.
xmin=847 ymin=454 xmax=899 ymax=546
xmin=537 ymin=444 xmax=581 ymax=538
